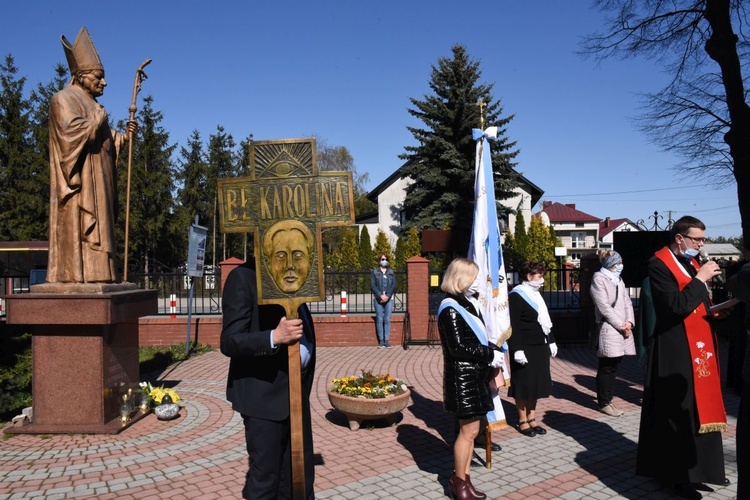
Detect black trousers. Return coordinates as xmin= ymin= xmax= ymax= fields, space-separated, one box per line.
xmin=739 ymin=381 xmax=750 ymax=499
xmin=242 ymin=414 xmax=315 ymax=499
xmin=596 ymin=356 xmax=622 ymax=408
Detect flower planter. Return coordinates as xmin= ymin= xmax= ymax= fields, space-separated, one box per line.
xmin=154 ymin=403 xmax=180 ymax=421
xmin=327 ymin=389 xmax=411 ymax=431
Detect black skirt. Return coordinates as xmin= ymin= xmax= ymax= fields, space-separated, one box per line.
xmin=508 ymin=343 xmax=552 ymax=400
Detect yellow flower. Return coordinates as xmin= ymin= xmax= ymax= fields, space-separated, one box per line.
xmin=148 ymin=386 xmax=180 ymax=404
xmin=330 ymin=370 xmax=406 ymax=399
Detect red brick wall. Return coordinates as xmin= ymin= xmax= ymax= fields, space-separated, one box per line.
xmin=138 ymin=316 xmax=223 ymax=348
xmin=138 ymin=313 xmax=406 ymax=348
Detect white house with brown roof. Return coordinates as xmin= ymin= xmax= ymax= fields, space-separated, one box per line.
xmin=535 ymin=202 xmax=601 ymax=265
xmin=358 ymin=163 xmax=544 ymax=247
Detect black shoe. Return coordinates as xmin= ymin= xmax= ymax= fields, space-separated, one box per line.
xmin=691 ymin=483 xmax=714 ymax=492
xmin=528 ymin=418 xmax=547 ymax=435
xmin=474 ymin=440 xmax=502 ymax=452
xmin=669 ymin=483 xmax=702 ymax=500
xmin=518 ymin=421 xmax=536 ymax=437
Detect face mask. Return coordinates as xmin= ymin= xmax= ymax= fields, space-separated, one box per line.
xmin=380 ymin=259 xmax=388 ymax=267
xmin=613 ymin=264 xmax=624 ymax=275
xmin=526 ymin=279 xmax=544 ymax=291
xmin=680 ymin=241 xmax=699 ymax=259
xmin=466 ymin=276 xmax=481 ymax=296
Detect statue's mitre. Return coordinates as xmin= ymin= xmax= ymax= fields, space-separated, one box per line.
xmin=61 ymin=27 xmax=103 ymax=76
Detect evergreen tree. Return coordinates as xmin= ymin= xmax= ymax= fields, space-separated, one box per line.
xmin=373 ymin=229 xmax=393 ymax=262
xmin=206 ymin=125 xmax=237 ymax=265
xmin=231 ymin=134 xmax=254 ymax=261
xmin=404 ymin=226 xmax=422 ymax=259
xmin=117 ymin=95 xmax=177 ymax=273
xmin=337 ymin=227 xmax=360 ymax=272
xmin=394 ymin=226 xmax=421 ymax=271
xmin=394 ymin=236 xmax=406 ymax=272
xmin=236 ymin=134 xmax=253 ymax=176
xmin=176 ymin=130 xmax=209 ymax=225
xmin=513 ymin=211 xmax=528 ymax=257
xmin=173 ymin=129 xmax=210 ymax=263
xmin=357 ymin=225 xmax=374 ymax=270
xmin=524 ymin=215 xmax=556 ymax=269
xmin=504 ymin=210 xmax=528 ymax=271
xmin=0 ymin=55 xmax=34 ymax=241
xmin=400 ymin=45 xmax=520 ymax=255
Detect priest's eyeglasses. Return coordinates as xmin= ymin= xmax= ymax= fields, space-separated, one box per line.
xmin=680 ymin=234 xmax=706 ymax=244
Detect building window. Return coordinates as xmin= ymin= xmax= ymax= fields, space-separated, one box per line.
xmin=575 ymin=222 xmax=584 ymax=228
xmin=571 ymin=232 xmax=586 ymax=248
xmin=571 ymin=253 xmax=582 ymax=261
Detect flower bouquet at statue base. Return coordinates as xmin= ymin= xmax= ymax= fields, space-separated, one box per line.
xmin=139 ymin=382 xmax=182 ymax=420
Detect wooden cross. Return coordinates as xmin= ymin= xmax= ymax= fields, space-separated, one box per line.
xmin=217 ymin=137 xmax=354 ymax=498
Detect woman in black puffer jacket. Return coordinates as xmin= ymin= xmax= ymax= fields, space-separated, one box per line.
xmin=438 ymin=258 xmax=498 ymax=500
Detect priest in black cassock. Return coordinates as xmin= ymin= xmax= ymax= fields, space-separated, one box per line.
xmin=636 ymin=216 xmax=729 ymax=499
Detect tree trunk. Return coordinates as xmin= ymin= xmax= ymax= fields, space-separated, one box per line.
xmin=704 ymin=0 xmax=750 ymax=247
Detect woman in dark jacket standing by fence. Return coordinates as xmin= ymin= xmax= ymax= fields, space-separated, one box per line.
xmin=438 ymin=258 xmax=498 ymax=500
xmin=371 ymin=253 xmax=396 ymax=348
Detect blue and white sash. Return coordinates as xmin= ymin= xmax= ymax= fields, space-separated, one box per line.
xmin=438 ymin=298 xmax=487 ymax=345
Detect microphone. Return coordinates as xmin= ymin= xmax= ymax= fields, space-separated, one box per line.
xmin=699 ymin=248 xmax=724 ymax=284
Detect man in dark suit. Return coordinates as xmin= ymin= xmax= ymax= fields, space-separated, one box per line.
xmin=221 ymin=261 xmax=316 ymax=499
xmin=727 ymin=256 xmax=750 ymax=499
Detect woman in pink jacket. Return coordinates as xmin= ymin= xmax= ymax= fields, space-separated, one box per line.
xmin=590 ymin=250 xmax=635 ymax=417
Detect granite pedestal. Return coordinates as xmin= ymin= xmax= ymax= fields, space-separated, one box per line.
xmin=2 ymin=286 xmax=157 ymax=434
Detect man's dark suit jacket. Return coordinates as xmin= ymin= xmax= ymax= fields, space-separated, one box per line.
xmin=220 ymin=262 xmax=316 ymax=420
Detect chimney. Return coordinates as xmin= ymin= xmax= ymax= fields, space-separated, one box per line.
xmin=605 ymin=217 xmax=610 ymax=227
xmin=565 ymin=203 xmax=576 ymax=209
xmin=542 ymin=201 xmax=551 ymax=208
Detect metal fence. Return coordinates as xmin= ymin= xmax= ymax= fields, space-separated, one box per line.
xmin=308 ymin=270 xmax=407 ymax=315
xmin=129 ymin=271 xmax=223 ymax=315
xmin=1 ymin=276 xmax=31 ymax=296
xmin=121 ymin=269 xmax=409 ymax=316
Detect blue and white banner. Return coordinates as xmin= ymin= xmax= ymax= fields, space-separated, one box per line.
xmin=468 ymin=126 xmax=511 ymax=428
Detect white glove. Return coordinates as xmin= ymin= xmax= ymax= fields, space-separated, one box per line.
xmin=549 ymin=342 xmax=558 ymax=358
xmin=491 ymin=350 xmax=504 ymax=368
xmin=513 ymin=351 xmax=528 ymax=365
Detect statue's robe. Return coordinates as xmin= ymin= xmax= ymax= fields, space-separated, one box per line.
xmin=47 ymin=83 xmax=123 ymax=283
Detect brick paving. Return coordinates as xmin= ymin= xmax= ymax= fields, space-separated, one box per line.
xmin=0 ymin=341 xmax=740 ymax=499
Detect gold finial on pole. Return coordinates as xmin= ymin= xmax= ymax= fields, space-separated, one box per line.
xmin=477 ymin=99 xmax=487 ymax=130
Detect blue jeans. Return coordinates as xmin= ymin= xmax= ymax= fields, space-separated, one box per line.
xmin=374 ymin=297 xmax=393 ymax=344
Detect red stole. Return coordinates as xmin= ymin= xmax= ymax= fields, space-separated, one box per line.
xmin=655 ymin=247 xmax=727 ymax=433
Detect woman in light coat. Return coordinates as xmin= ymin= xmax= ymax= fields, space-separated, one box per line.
xmin=590 ymin=250 xmax=635 ymax=417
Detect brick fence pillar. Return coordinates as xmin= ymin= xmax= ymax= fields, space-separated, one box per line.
xmin=220 ymin=257 xmax=245 ymax=293
xmin=406 ymin=256 xmax=430 ymax=342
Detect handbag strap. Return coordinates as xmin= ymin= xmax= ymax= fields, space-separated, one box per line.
xmin=597 ymin=282 xmax=619 ymax=326
xmin=612 ymin=282 xmax=619 ymax=308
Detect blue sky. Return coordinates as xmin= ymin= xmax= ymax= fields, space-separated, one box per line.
xmin=2 ymin=1 xmax=741 ymax=238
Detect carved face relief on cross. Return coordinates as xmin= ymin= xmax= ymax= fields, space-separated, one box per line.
xmin=217 ymin=138 xmax=355 ymax=305
xmin=262 ymin=220 xmax=315 ymax=294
